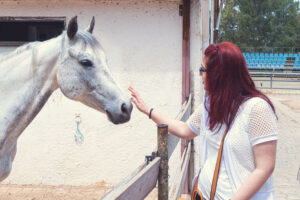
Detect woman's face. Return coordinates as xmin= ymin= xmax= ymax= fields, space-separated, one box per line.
xmin=200 ymin=57 xmax=208 ymax=91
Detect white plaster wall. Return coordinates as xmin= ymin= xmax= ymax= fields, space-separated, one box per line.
xmin=190 ymin=0 xmax=210 ymax=178
xmin=0 ymin=0 xmax=207 ymax=187
xmin=0 ymin=0 xmax=184 ymax=186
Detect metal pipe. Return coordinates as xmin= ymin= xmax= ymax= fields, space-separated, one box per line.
xmin=270 ymin=75 xmax=273 ymax=89
xmin=254 ymin=79 xmax=300 ymax=82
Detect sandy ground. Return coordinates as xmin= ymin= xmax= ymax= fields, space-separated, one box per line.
xmin=0 ymin=182 xmax=158 ymax=200
xmin=0 ymin=92 xmax=299 ymax=200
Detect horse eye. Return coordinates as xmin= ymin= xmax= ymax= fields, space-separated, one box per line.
xmin=79 ymin=59 xmax=93 ymax=67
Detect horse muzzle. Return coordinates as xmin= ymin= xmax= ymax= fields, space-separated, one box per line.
xmin=106 ymin=102 xmax=133 ymax=124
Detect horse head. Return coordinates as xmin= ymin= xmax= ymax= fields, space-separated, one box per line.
xmin=57 ymin=16 xmax=132 ymax=124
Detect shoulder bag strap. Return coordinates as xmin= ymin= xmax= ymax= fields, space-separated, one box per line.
xmin=210 ymin=104 xmax=240 ymax=200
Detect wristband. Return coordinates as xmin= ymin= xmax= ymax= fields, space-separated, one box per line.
xmin=149 ymin=108 xmax=154 ymax=119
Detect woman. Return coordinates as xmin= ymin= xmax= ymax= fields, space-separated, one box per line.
xmin=129 ymin=42 xmax=277 ymax=200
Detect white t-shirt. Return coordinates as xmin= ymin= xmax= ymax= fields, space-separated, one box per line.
xmin=187 ymin=97 xmax=278 ymax=200
xmin=199 ymin=126 xmax=234 ymax=200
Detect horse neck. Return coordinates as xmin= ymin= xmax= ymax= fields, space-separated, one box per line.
xmin=0 ymin=35 xmax=64 ymax=140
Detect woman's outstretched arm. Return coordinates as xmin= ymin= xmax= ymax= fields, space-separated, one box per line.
xmin=128 ymin=86 xmax=197 ymax=140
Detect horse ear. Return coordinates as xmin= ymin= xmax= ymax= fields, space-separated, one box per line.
xmin=86 ymin=16 xmax=95 ymax=34
xmin=67 ymin=16 xmax=78 ymax=39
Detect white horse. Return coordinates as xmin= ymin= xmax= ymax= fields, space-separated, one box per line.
xmin=0 ymin=16 xmax=133 ymax=182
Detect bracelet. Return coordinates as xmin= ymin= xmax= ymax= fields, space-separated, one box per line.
xmin=148 ymin=108 xmax=154 ymax=119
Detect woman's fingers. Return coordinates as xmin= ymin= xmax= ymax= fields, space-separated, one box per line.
xmin=128 ymin=86 xmax=148 ymax=113
xmin=131 ymin=97 xmax=138 ymax=105
xmin=129 ymin=86 xmax=141 ymax=100
xmin=128 ymin=86 xmax=137 ymax=94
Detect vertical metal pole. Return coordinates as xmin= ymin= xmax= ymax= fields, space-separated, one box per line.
xmin=157 ymin=124 xmax=168 ymax=200
xmin=270 ymin=74 xmax=273 ymax=89
xmin=297 ymin=165 xmax=300 ymax=183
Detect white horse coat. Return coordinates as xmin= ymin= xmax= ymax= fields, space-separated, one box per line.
xmin=0 ymin=16 xmax=132 ymax=182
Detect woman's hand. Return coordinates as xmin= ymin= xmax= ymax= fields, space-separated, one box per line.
xmin=128 ymin=86 xmax=150 ymax=115
xmin=128 ymin=86 xmax=197 ymax=140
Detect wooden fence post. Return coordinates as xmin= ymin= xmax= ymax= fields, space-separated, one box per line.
xmin=157 ymin=124 xmax=168 ymax=200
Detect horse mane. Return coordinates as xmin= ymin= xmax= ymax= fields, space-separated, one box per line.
xmin=0 ymin=31 xmax=103 ymax=64
xmin=0 ymin=41 xmax=40 ymax=63
xmin=77 ymin=30 xmax=103 ymax=50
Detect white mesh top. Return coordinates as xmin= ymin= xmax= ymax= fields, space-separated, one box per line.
xmin=187 ymin=97 xmax=278 ymax=200
xmin=187 ymin=97 xmax=278 ymax=146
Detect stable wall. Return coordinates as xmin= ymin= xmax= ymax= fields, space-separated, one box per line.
xmin=0 ymin=0 xmax=205 ymax=186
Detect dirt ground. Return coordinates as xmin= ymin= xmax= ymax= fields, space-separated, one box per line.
xmin=0 ymin=93 xmax=299 ymax=200
xmin=0 ymin=183 xmax=158 ymax=200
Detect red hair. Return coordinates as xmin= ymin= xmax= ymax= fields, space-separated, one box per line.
xmin=204 ymin=42 xmax=276 ymax=131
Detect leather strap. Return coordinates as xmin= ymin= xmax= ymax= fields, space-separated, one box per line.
xmin=191 ymin=176 xmax=203 ymax=200
xmin=209 ymin=125 xmax=229 ymax=200
xmin=209 ymin=104 xmax=240 ymax=200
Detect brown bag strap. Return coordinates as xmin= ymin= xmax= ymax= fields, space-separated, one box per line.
xmin=209 ymin=125 xmax=229 ymax=200
xmin=191 ymin=176 xmax=203 ymax=200
xmin=209 ymin=104 xmax=240 ymax=200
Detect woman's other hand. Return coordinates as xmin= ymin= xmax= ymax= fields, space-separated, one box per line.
xmin=128 ymin=86 xmax=150 ymax=115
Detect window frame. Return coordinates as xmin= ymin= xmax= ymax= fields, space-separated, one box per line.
xmin=0 ymin=16 xmax=66 ymax=46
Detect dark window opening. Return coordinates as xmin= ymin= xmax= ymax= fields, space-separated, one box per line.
xmin=0 ymin=17 xmax=66 ymax=46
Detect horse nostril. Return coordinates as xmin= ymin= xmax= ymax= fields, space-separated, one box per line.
xmin=121 ymin=102 xmax=133 ymax=115
xmin=121 ymin=103 xmax=128 ymax=114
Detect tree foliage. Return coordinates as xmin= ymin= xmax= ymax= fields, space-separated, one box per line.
xmin=219 ymin=0 xmax=300 ymax=50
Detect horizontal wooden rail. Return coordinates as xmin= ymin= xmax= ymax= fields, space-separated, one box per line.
xmin=101 ymin=160 xmax=148 ymax=200
xmin=169 ymin=141 xmax=191 ymax=200
xmin=101 ymin=157 xmax=160 ymax=200
xmin=168 ymin=94 xmax=192 ymax=159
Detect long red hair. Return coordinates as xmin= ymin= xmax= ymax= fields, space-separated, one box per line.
xmin=204 ymin=42 xmax=276 ymax=131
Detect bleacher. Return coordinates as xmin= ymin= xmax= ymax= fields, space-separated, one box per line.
xmin=243 ymin=53 xmax=300 ymax=70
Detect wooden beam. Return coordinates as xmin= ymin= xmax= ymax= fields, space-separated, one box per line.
xmin=181 ymin=0 xmax=191 ymax=194
xmin=213 ymin=0 xmax=220 ymax=43
xmin=182 ymin=0 xmax=191 ymax=104
xmin=168 ymin=95 xmax=191 ymax=159
xmin=101 ymin=161 xmax=148 ymax=200
xmin=169 ymin=142 xmax=191 ymax=200
xmin=100 ymin=158 xmax=160 ymax=200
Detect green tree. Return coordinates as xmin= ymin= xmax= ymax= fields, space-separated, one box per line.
xmin=219 ymin=0 xmax=300 ymax=51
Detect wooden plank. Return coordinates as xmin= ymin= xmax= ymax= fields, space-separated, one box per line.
xmin=182 ymin=0 xmax=191 ymax=104
xmin=168 ymin=95 xmax=191 ymax=159
xmin=101 ymin=161 xmax=148 ymax=199
xmin=169 ymin=142 xmax=191 ymax=200
xmin=168 ymin=134 xmax=180 ymax=160
xmin=100 ymin=157 xmax=160 ymax=200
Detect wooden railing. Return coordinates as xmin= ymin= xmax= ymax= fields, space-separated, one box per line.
xmin=101 ymin=95 xmax=193 ymax=200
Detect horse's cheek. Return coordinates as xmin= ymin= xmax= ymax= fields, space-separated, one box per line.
xmin=57 ymin=63 xmax=84 ymax=100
